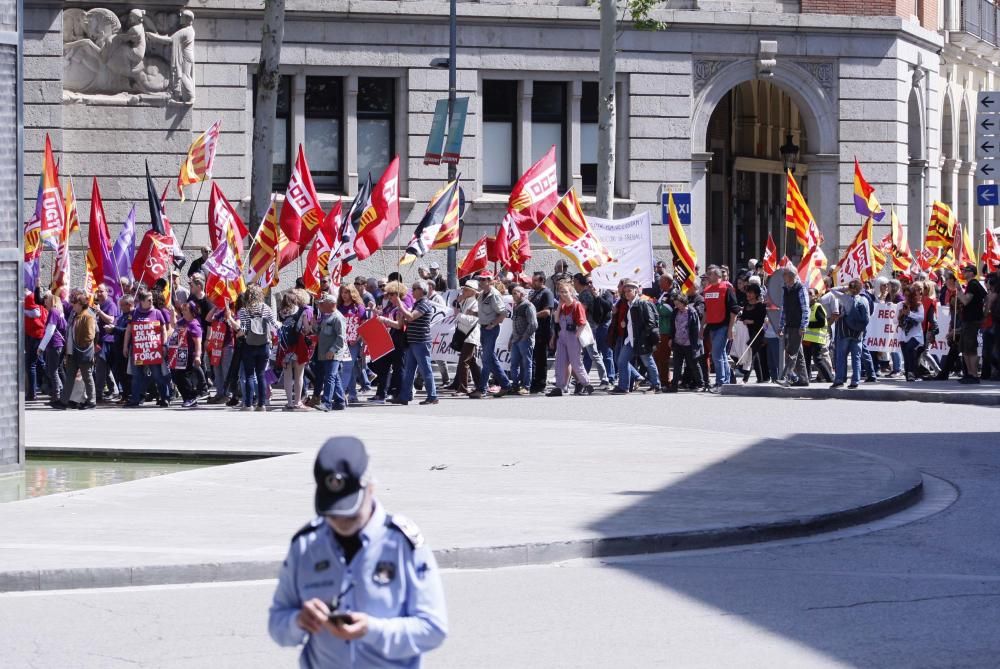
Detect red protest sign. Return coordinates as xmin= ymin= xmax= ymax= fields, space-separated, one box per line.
xmin=132 ymin=320 xmax=164 ymax=366
xmin=357 ymin=317 xmax=394 ymax=362
xmin=206 ymin=321 xmax=227 ymax=367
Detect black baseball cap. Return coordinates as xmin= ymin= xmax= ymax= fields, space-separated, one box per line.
xmin=313 ymin=437 xmax=369 ymax=517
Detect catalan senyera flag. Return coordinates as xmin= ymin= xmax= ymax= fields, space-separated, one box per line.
xmin=39 ymin=134 xmax=65 ymax=251
xmin=888 ymin=207 xmax=915 ymax=272
xmin=401 ymin=179 xmax=460 ymax=265
xmin=505 ymin=146 xmax=559 ymax=233
xmin=953 ymin=222 xmax=976 ymax=275
xmin=85 ymin=178 xmax=117 ymax=293
xmin=458 ymin=235 xmax=490 ymax=278
xmin=536 ymin=189 xmax=612 ymax=273
xmin=279 ymin=145 xmax=324 ymax=266
xmin=303 ymin=202 xmax=340 ymax=297
xmin=354 ymin=156 xmax=400 ymax=260
xmin=797 ymin=244 xmax=826 ymax=294
xmin=853 ymin=158 xmax=885 ymax=222
xmin=983 ymin=228 xmax=1000 ymax=273
xmin=803 ymin=219 xmax=828 ymax=269
xmin=667 ymin=191 xmax=698 ymax=293
xmin=762 ymin=233 xmax=778 ymax=275
xmin=785 ymin=170 xmax=814 ymax=249
xmin=51 ymin=177 xmax=78 ymax=291
xmin=836 ymin=217 xmax=880 ymax=283
xmin=208 ymin=182 xmax=249 ymax=251
xmin=925 ymin=201 xmax=957 ymax=249
xmin=177 ymin=120 xmax=222 ymax=200
xmin=249 ymin=197 xmax=286 ymax=288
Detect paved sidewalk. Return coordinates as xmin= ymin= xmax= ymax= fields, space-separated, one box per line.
xmin=1 ymin=402 xmax=923 ymax=591
xmin=722 ymin=377 xmax=1000 ymax=406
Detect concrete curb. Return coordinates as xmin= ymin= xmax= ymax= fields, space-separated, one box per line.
xmin=0 ymin=472 xmax=924 ymax=593
xmin=721 ymin=384 xmax=1000 ymax=406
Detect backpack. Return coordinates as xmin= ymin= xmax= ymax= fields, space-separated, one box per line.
xmin=844 ymin=296 xmax=870 ymax=333
xmin=245 ymin=309 xmax=269 ymax=346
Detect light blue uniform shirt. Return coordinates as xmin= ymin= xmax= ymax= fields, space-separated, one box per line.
xmin=268 ymin=501 xmax=448 ymax=668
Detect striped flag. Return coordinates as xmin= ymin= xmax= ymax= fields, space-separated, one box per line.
xmin=208 ymin=182 xmax=249 ymax=250
xmin=888 ymin=207 xmax=914 ymax=272
xmin=536 ymin=189 xmax=612 ymax=274
xmin=667 ymin=191 xmax=698 ymax=293
xmin=506 ymin=146 xmax=559 ymax=233
xmin=797 ymin=244 xmax=826 ymax=294
xmin=249 ymin=197 xmax=286 ymax=288
xmin=952 ymin=222 xmax=976 ymax=281
xmin=204 ymin=232 xmax=247 ymax=309
xmin=784 ymin=170 xmax=814 ymax=249
xmin=51 ymin=177 xmax=78 ymax=291
xmin=24 ymin=173 xmax=43 ymax=262
xmin=401 ymin=180 xmax=460 ymax=265
xmin=853 ymin=158 xmax=885 ymax=221
xmin=303 ymin=201 xmax=340 ymax=296
xmin=925 ymin=201 xmax=956 ymax=249
xmin=39 ymin=134 xmax=65 ymax=250
xmin=177 ymin=120 xmax=222 ymax=200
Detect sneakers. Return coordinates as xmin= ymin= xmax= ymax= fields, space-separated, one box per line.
xmin=790 ymin=380 xmax=810 ymax=387
xmin=467 ymin=391 xmax=484 ymax=399
xmin=388 ymin=398 xmax=408 ymax=405
xmin=516 ymin=387 xmax=530 ymax=396
xmin=598 ymin=380 xmax=611 ymax=390
xmin=609 ymin=387 xmax=628 ymax=395
xmin=492 ymin=387 xmax=510 ymax=398
xmin=583 ymin=384 xmax=595 ymax=395
xmin=367 ymin=396 xmax=386 ymax=405
xmin=315 ymin=404 xmax=331 ymax=412
xmin=254 ymin=405 xmax=266 ymax=412
xmin=240 ymin=405 xmax=253 ymax=411
xmin=419 ymin=398 xmax=439 ymax=405
xmin=182 ymin=399 xmax=197 ymax=409
xmin=847 ymin=383 xmax=859 ymax=389
xmin=78 ymin=402 xmax=97 ymax=410
xmin=545 ymin=388 xmax=563 ymax=397
xmin=829 ymin=382 xmax=844 ymax=389
xmin=775 ymin=378 xmax=790 ymax=387
xmin=226 ymin=397 xmax=241 ymax=407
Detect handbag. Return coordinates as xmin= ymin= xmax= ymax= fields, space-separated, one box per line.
xmin=449 ymin=327 xmax=469 ymax=352
xmin=72 ymin=341 xmax=95 ymax=365
xmin=576 ymin=322 xmax=595 ymax=349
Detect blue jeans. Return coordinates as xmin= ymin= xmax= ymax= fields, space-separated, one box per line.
xmin=478 ymin=326 xmax=511 ymax=393
xmin=595 ymin=322 xmax=615 ymax=382
xmin=130 ymin=363 xmax=171 ymax=404
xmin=708 ymin=326 xmax=731 ymax=386
xmin=401 ymin=342 xmax=436 ymax=402
xmin=861 ymin=344 xmax=877 ymax=379
xmin=340 ymin=342 xmax=363 ymax=401
xmin=765 ymin=337 xmax=781 ymax=381
xmin=616 ymin=341 xmax=660 ymax=391
xmin=316 ymin=359 xmax=345 ymax=408
xmin=835 ymin=336 xmax=862 ymax=385
xmin=241 ymin=343 xmax=270 ymax=407
xmin=509 ymin=339 xmax=533 ymax=388
xmin=890 ymin=351 xmax=902 ymax=374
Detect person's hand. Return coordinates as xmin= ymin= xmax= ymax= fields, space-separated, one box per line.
xmin=296 ymin=598 xmax=330 ymax=635
xmin=324 ymin=351 xmax=334 ymax=361
xmin=326 ymin=611 xmax=370 ymax=641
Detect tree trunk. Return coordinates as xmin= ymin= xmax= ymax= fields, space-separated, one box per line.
xmin=249 ymin=0 xmax=286 ymax=233
xmin=595 ymin=0 xmax=617 ymax=220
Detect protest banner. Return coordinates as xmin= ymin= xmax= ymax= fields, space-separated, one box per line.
xmin=429 ymin=297 xmax=514 ymax=371
xmin=864 ymin=303 xmax=900 ymax=353
xmin=132 ymin=320 xmax=164 ymax=366
xmin=587 ymin=211 xmax=654 ymax=291
xmin=358 ymin=317 xmax=394 ymax=362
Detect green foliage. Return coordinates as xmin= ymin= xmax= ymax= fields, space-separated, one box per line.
xmin=589 ymin=0 xmax=667 ymax=32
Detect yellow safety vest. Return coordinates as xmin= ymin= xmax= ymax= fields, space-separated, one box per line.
xmin=803 ymin=302 xmax=829 ymax=346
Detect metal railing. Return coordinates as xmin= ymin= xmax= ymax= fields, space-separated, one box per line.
xmin=961 ymin=0 xmax=1000 ymax=47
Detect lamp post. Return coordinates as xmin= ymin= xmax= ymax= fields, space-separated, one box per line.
xmin=779 ymin=132 xmax=799 ymax=258
xmin=445 ymin=0 xmax=458 ymax=289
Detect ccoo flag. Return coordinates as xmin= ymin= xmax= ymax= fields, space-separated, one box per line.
xmin=354 ymin=157 xmax=400 ymax=260
xmin=853 ymin=158 xmax=886 ymax=221
xmin=536 ymin=189 xmax=612 ymax=274
xmin=278 ymin=144 xmax=324 ymax=266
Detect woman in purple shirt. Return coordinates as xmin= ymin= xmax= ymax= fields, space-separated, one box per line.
xmin=37 ymin=290 xmax=67 ymax=400
xmin=337 ymin=285 xmax=369 ymax=403
xmin=170 ymin=301 xmax=205 ymax=408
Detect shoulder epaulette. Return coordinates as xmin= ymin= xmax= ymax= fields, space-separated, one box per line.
xmin=290 ymin=516 xmax=324 ymax=543
xmin=385 ymin=513 xmax=424 ymax=549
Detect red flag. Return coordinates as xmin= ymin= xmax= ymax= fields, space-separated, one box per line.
xmin=984 ymin=228 xmax=1000 ymax=273
xmin=39 ymin=134 xmax=65 ymax=250
xmin=485 ymin=235 xmax=498 ymax=263
xmin=208 ymin=182 xmax=249 ymax=250
xmin=85 ymin=178 xmax=114 ymax=292
xmin=505 ymin=146 xmax=559 ymax=232
xmin=797 ymin=245 xmax=825 ymax=294
xmin=303 ymin=201 xmax=341 ymax=296
xmin=458 ymin=235 xmax=490 ymax=278
xmin=762 ymin=233 xmax=777 ymax=275
xmin=279 ymin=145 xmax=323 ymax=266
xmin=132 ymin=231 xmax=176 ymax=286
xmin=354 ymin=156 xmax=400 ymax=260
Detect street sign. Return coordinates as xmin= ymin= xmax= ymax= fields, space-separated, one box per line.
xmin=661 ymin=191 xmax=691 ymax=225
xmin=976 ymin=138 xmax=1000 ymax=159
xmin=978 ymin=161 xmax=998 ymax=180
xmin=978 ymin=91 xmax=1000 ymax=114
xmin=978 ymin=114 xmax=1000 ymax=135
xmin=976 ymin=184 xmax=999 ymax=207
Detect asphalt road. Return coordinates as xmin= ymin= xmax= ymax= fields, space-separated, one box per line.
xmin=4 ymin=394 xmax=998 ymax=667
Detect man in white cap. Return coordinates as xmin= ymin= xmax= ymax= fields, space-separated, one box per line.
xmin=269 ymin=436 xmax=448 ymax=667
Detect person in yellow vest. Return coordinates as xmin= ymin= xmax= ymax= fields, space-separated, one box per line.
xmin=802 ymin=288 xmax=835 ymax=383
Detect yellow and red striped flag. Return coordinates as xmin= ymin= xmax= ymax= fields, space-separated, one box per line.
xmin=667 ymin=191 xmax=698 ymax=293
xmin=888 ymin=207 xmax=914 ymax=272
xmin=925 ymin=201 xmax=956 ymax=250
xmin=536 ymin=189 xmax=612 ymax=274
xmin=797 ymin=244 xmax=826 ymax=294
xmin=51 ymin=177 xmax=78 ymax=291
xmin=401 ymin=180 xmax=460 ymax=265
xmin=784 ymin=170 xmax=814 ymax=249
xmin=177 ymin=120 xmax=221 ymax=200
xmin=984 ymin=228 xmax=1000 ymax=273
xmin=249 ymin=197 xmax=286 ymax=287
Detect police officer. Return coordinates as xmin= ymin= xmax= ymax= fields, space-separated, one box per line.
xmin=268 ymin=436 xmax=448 ymax=667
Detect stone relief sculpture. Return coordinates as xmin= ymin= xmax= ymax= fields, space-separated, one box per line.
xmin=63 ymin=8 xmax=195 ymax=105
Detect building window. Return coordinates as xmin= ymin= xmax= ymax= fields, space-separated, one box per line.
xmin=483 ymin=80 xmax=518 ymax=191
xmin=305 ymin=76 xmax=343 ymax=192
xmin=580 ymin=82 xmax=599 ymax=194
xmin=357 ymin=77 xmax=395 ymax=183
xmin=252 ymin=74 xmax=292 ymax=189
xmin=531 ymin=81 xmax=567 ymax=188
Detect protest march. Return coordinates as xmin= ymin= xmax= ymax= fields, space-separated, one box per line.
xmin=22 ymin=128 xmax=1000 ymax=410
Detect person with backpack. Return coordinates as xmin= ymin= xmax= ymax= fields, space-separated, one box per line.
xmin=237 ymin=285 xmax=279 ymax=411
xmin=776 ymin=267 xmax=810 ymax=387
xmin=278 ymin=291 xmax=315 ymax=411
xmin=830 ymin=279 xmax=868 ymax=389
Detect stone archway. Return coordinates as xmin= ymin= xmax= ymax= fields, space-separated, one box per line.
xmin=689 ymin=59 xmax=838 ymax=265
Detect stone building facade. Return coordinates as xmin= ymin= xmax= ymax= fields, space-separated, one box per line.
xmin=2 ymin=0 xmax=22 ymax=474
xmin=21 ymin=0 xmax=1000 ymax=284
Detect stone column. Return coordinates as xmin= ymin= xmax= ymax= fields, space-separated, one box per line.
xmin=291 ymin=73 xmax=305 ymax=163
xmin=689 ymin=151 xmax=713 ymax=263
xmin=345 ymin=75 xmax=359 ymax=194
xmin=518 ymin=80 xmax=533 ymax=175
xmin=800 ymin=153 xmax=838 ymax=258
xmin=958 ymin=160 xmax=975 ymax=240
xmin=569 ymin=80 xmax=582 ymax=193
xmin=908 ymin=158 xmax=928 ymax=253
xmin=942 ymin=158 xmax=958 ymax=210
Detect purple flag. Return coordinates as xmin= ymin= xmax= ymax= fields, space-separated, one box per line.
xmin=112 ymin=205 xmax=136 ymax=280
xmin=23 ymin=258 xmax=38 ymax=293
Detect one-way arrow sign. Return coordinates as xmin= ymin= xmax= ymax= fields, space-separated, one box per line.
xmin=977 ymin=183 xmax=999 ymax=206
xmin=978 ymin=161 xmax=998 ymax=180
xmin=976 ymin=139 xmax=1000 ymax=158
xmin=979 ymin=115 xmax=999 ymax=134
xmin=978 ymin=91 xmax=1000 ymax=113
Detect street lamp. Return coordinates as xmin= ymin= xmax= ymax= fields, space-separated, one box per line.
xmin=779 ymin=132 xmax=799 ymax=259
xmin=445 ymin=0 xmax=458 ymax=289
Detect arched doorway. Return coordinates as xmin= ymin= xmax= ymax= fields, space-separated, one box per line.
xmin=704 ymin=80 xmax=808 ymax=267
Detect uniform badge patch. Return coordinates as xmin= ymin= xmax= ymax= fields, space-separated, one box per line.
xmin=315 ymin=560 xmax=330 ymax=572
xmin=373 ymin=561 xmax=396 ymax=586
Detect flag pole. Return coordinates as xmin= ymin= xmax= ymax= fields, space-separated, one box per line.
xmin=178 ymin=179 xmax=209 ymax=253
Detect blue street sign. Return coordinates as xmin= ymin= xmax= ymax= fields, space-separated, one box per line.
xmin=661 ymin=191 xmax=692 ymax=225
xmin=977 ymin=183 xmax=999 ymax=207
